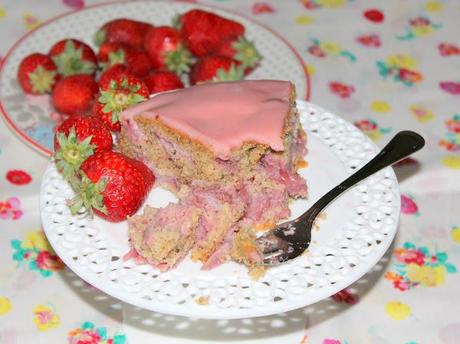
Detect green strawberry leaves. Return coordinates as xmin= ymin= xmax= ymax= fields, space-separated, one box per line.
xmin=214 ymin=63 xmax=244 ymax=82
xmin=69 ymin=172 xmax=108 ymax=217
xmin=232 ymin=36 xmax=262 ymax=69
xmin=164 ymin=45 xmax=193 ymax=75
xmin=29 ymin=65 xmax=57 ymax=93
xmin=52 ymin=40 xmax=96 ymax=76
xmin=54 ymin=127 xmax=95 ymax=185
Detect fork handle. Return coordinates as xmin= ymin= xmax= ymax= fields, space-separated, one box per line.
xmin=304 ymin=130 xmax=425 ymax=218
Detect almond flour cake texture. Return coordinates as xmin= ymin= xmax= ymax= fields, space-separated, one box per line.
xmin=118 ymin=80 xmax=307 ymax=272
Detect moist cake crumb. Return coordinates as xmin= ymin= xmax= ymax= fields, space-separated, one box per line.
xmin=119 ymin=80 xmax=308 ymax=273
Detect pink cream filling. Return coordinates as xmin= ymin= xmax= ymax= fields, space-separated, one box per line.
xmin=127 ymin=137 xmax=308 ymax=270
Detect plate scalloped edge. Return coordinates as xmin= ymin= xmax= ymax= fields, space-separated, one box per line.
xmin=40 ymin=100 xmax=400 ymax=319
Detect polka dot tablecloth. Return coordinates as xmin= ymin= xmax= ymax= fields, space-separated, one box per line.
xmin=0 ymin=1 xmax=459 ymax=343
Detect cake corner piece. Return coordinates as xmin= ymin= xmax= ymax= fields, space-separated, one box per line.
xmin=119 ymin=80 xmax=308 ymax=273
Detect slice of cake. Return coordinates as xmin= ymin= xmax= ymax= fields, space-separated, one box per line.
xmin=119 ymin=80 xmax=307 ymax=271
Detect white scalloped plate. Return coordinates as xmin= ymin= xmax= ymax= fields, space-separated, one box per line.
xmin=0 ymin=0 xmax=309 ymax=157
xmin=40 ymin=101 xmax=400 ymax=319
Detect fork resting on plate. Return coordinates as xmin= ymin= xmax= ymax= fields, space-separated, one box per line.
xmin=256 ymin=130 xmax=425 ymax=266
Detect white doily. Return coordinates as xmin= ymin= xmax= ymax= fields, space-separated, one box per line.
xmin=40 ymin=101 xmax=400 ymax=319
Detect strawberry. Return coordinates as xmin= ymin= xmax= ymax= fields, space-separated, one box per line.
xmin=98 ymin=64 xmax=129 ymax=88
xmin=144 ymin=26 xmax=192 ymax=75
xmin=17 ymin=53 xmax=59 ymax=94
xmin=213 ymin=36 xmax=262 ymax=73
xmin=53 ymin=114 xmax=112 ymax=181
xmin=97 ymin=42 xmax=127 ymax=65
xmin=71 ymin=151 xmax=155 ymax=222
xmin=94 ymin=18 xmax=153 ymax=50
xmin=98 ymin=43 xmax=152 ymax=78
xmin=179 ymin=9 xmax=245 ymax=57
xmin=95 ymin=75 xmax=149 ymax=131
xmin=143 ymin=71 xmax=184 ymax=94
xmin=189 ymin=56 xmax=243 ymax=85
xmin=125 ymin=49 xmax=152 ymax=78
xmin=49 ymin=39 xmax=97 ymax=76
xmin=52 ymin=74 xmax=98 ymax=114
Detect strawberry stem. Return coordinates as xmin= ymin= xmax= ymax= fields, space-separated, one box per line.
xmin=29 ymin=65 xmax=57 ymax=93
xmin=164 ymin=45 xmax=193 ymax=75
xmin=53 ymin=127 xmax=95 ymax=182
xmin=69 ymin=172 xmax=108 ymax=216
xmin=94 ymin=29 xmax=107 ymax=46
xmin=98 ymin=77 xmax=147 ymax=122
xmin=214 ymin=63 xmax=244 ymax=82
xmin=232 ymin=36 xmax=262 ymax=69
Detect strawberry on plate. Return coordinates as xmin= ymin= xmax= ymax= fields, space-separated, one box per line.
xmin=190 ymin=56 xmax=243 ymax=85
xmin=179 ymin=9 xmax=245 ymax=57
xmin=95 ymin=18 xmax=153 ymax=50
xmin=17 ymin=53 xmax=59 ymax=94
xmin=213 ymin=36 xmax=262 ymax=73
xmin=98 ymin=43 xmax=152 ymax=78
xmin=98 ymin=64 xmax=129 ymax=88
xmin=70 ymin=150 xmax=155 ymax=222
xmin=49 ymin=39 xmax=98 ymax=76
xmin=144 ymin=26 xmax=192 ymax=75
xmin=52 ymin=74 xmax=98 ymax=114
xmin=97 ymin=42 xmax=127 ymax=65
xmin=53 ymin=114 xmax=113 ymax=181
xmin=95 ymin=74 xmax=149 ymax=131
xmin=143 ymin=70 xmax=184 ymax=94
xmin=125 ymin=49 xmax=152 ymax=78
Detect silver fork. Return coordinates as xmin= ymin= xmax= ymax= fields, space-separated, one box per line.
xmin=256 ymin=130 xmax=425 ymax=266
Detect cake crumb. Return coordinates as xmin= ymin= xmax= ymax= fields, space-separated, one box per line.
xmin=196 ymin=296 xmax=209 ymax=305
xmin=254 ymin=221 xmax=276 ymax=232
xmin=249 ymin=266 xmax=266 ymax=280
xmin=313 ymin=211 xmax=326 ymax=231
xmin=296 ymin=159 xmax=308 ymax=169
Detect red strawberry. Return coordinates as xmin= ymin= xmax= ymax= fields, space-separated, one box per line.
xmin=125 ymin=49 xmax=152 ymax=78
xmin=17 ymin=53 xmax=59 ymax=94
xmin=98 ymin=43 xmax=152 ymax=78
xmin=143 ymin=71 xmax=184 ymax=94
xmin=213 ymin=36 xmax=262 ymax=73
xmin=190 ymin=56 xmax=243 ymax=85
xmin=179 ymin=9 xmax=245 ymax=57
xmin=52 ymin=74 xmax=98 ymax=114
xmin=144 ymin=26 xmax=192 ymax=75
xmin=6 ymin=170 xmax=32 ymax=185
xmin=49 ymin=39 xmax=97 ymax=76
xmin=98 ymin=64 xmax=129 ymax=88
xmin=97 ymin=42 xmax=127 ymax=65
xmin=53 ymin=114 xmax=113 ymax=180
xmin=95 ymin=75 xmax=149 ymax=131
xmin=71 ymin=151 xmax=155 ymax=222
xmin=95 ymin=18 xmax=153 ymax=50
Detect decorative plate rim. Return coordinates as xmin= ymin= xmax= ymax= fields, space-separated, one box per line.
xmin=40 ymin=100 xmax=400 ymax=319
xmin=0 ymin=0 xmax=311 ymax=158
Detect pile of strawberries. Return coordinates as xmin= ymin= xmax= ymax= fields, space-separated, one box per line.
xmin=16 ymin=9 xmax=262 ymax=223
xmin=17 ymin=9 xmax=262 ymax=133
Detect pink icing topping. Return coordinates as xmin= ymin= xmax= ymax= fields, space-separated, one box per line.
xmin=120 ymin=80 xmax=293 ymax=159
